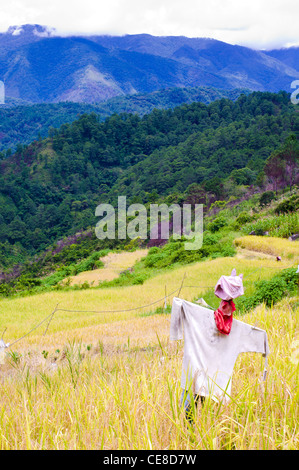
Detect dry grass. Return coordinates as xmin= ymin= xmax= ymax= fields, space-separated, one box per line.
xmin=0 ymin=255 xmax=289 ymax=345
xmin=0 ymin=298 xmax=298 ymax=450
xmin=0 ymin=252 xmax=298 ymax=450
xmin=235 ymin=236 xmax=299 ymax=260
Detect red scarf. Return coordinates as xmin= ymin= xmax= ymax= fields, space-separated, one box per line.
xmin=214 ymin=300 xmax=236 ymax=335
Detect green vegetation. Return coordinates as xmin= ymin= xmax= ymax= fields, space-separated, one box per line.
xmin=98 ymin=230 xmax=237 ymax=290
xmin=0 ymin=247 xmax=109 ymax=297
xmin=0 ymin=90 xmax=297 ymax=262
xmin=0 ymin=90 xmax=298 ymax=301
xmin=274 ymin=193 xmax=299 ymax=214
xmin=0 ymin=86 xmax=248 ymax=152
xmin=242 ymin=212 xmax=298 ymax=238
xmin=0 ymin=183 xmax=298 ymax=299
xmin=237 ymin=267 xmax=298 ymax=312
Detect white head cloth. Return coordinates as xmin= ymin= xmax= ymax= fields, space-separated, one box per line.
xmin=214 ymin=269 xmax=244 ymax=301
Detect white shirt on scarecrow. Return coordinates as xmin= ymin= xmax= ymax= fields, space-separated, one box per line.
xmin=170 ymin=269 xmax=269 ymax=403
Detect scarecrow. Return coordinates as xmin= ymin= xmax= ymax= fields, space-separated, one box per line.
xmin=170 ymin=269 xmax=269 ymax=423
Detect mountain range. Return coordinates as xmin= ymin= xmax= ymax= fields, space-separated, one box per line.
xmin=0 ymin=24 xmax=298 ymax=104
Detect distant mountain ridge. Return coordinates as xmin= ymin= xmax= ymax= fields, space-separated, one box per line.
xmin=0 ymin=24 xmax=298 ymax=104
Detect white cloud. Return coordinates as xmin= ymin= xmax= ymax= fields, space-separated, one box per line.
xmin=0 ymin=0 xmax=298 ymax=49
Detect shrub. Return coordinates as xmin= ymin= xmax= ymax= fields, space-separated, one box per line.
xmin=274 ymin=194 xmax=299 ymax=215
xmin=219 ymin=243 xmax=236 ymax=257
xmin=15 ymin=276 xmax=42 ymax=288
xmin=144 ymin=251 xmax=167 ymax=268
xmin=209 ymin=200 xmax=227 ymax=211
xmin=208 ymin=216 xmax=227 ymax=233
xmin=235 ymin=211 xmax=252 ymax=228
xmin=237 ymin=267 xmax=297 ymax=312
xmin=72 ymin=252 xmax=104 ymax=275
xmin=0 ymin=283 xmax=12 ymax=296
xmin=132 ymin=273 xmax=147 ymax=285
xmin=203 ymin=232 xmax=221 ymax=245
xmin=143 ymin=229 xmax=236 ymax=270
xmin=259 ymin=190 xmax=275 ymax=207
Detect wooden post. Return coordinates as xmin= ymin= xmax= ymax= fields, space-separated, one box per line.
xmin=164 ymin=285 xmax=167 ymax=311
xmin=43 ymin=303 xmax=59 ymax=336
xmin=178 ymin=272 xmax=186 ymax=298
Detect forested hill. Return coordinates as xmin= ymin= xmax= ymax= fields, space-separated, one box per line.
xmin=0 ymin=86 xmax=248 ymax=153
xmin=0 ymin=90 xmax=298 ymax=267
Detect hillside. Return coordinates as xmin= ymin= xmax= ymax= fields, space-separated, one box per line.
xmin=0 ymin=85 xmax=249 ymax=152
xmin=0 ymin=178 xmax=298 ymax=300
xmin=0 ymin=237 xmax=298 ymax=449
xmin=0 ymin=90 xmax=297 ymax=266
xmin=0 ymin=25 xmax=299 ymax=104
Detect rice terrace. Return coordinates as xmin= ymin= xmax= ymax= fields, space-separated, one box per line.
xmin=0 ymin=25 xmax=298 ymax=451
xmin=0 ymin=213 xmax=298 ymax=450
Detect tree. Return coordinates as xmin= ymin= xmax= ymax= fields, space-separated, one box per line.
xmin=183 ymin=183 xmax=207 ymax=205
xmin=264 ymin=151 xmax=286 ymax=194
xmin=230 ymin=167 xmax=256 ymax=185
xmin=204 ymin=177 xmax=223 ymax=199
xmin=279 ymin=134 xmax=299 ymax=191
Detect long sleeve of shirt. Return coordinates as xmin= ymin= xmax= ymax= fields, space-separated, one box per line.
xmin=170 ymin=297 xmax=270 ymax=402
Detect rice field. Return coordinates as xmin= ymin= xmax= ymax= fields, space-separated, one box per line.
xmin=235 ymin=235 xmax=299 ymax=260
xmin=0 ymin=249 xmax=298 ymax=450
xmin=65 ymin=249 xmax=149 ymax=286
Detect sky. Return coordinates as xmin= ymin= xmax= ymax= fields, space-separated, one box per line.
xmin=0 ymin=0 xmax=298 ymax=50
